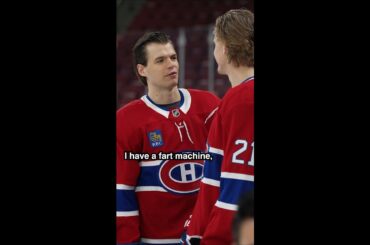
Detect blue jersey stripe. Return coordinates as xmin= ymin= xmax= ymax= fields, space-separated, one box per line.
xmin=219 ymin=178 xmax=254 ymax=205
xmin=137 ymin=166 xmax=161 ymax=186
xmin=203 ymin=153 xmax=223 ymax=181
xmin=116 ymin=189 xmax=138 ymax=212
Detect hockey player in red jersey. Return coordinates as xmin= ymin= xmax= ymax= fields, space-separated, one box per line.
xmin=116 ymin=32 xmax=220 ymax=245
xmin=185 ymin=9 xmax=254 ymax=245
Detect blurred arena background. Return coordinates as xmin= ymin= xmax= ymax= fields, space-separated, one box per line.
xmin=116 ymin=0 xmax=254 ymax=108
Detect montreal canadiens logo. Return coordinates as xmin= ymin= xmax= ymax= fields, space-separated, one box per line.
xmin=159 ymin=159 xmax=203 ymax=194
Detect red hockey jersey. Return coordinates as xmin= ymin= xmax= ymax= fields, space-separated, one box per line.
xmin=185 ymin=78 xmax=254 ymax=245
xmin=117 ymin=88 xmax=220 ymax=245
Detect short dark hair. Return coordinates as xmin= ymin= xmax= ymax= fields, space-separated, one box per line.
xmin=132 ymin=31 xmax=173 ymax=86
xmin=233 ymin=190 xmax=254 ymax=244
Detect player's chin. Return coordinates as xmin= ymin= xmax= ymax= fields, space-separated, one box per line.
xmin=166 ymin=75 xmax=178 ymax=84
xmin=217 ymin=67 xmax=226 ymax=75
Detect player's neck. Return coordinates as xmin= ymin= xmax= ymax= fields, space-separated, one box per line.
xmin=147 ymin=86 xmax=181 ymax=105
xmin=228 ymin=66 xmax=254 ymax=88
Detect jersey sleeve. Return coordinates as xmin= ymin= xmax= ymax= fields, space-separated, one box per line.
xmin=202 ymin=98 xmax=254 ymax=245
xmin=203 ymin=92 xmax=221 ymax=133
xmin=116 ymin=109 xmax=142 ymax=244
xmin=185 ymin=107 xmax=224 ymax=244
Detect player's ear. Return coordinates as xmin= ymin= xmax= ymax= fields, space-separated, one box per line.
xmin=137 ymin=64 xmax=146 ymax=77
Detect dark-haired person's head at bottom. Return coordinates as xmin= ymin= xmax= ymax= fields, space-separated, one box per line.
xmin=233 ymin=190 xmax=254 ymax=245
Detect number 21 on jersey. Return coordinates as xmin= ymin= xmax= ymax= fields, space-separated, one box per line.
xmin=232 ymin=140 xmax=254 ymax=166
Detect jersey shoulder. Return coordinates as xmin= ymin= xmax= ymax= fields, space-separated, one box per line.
xmin=223 ymin=80 xmax=254 ymax=107
xmin=187 ymin=89 xmax=220 ymax=104
xmin=116 ymin=98 xmax=151 ymax=128
xmin=186 ymin=89 xmax=220 ymax=113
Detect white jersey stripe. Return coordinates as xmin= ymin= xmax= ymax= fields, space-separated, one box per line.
xmin=221 ymin=172 xmax=254 ymax=182
xmin=141 ymin=238 xmax=181 ymax=244
xmin=208 ymin=146 xmax=224 ymax=156
xmin=135 ymin=186 xmax=167 ymax=192
xmin=204 ymin=107 xmax=218 ymax=125
xmin=116 ymin=184 xmax=135 ymax=190
xmin=139 ymin=160 xmax=162 ymax=167
xmin=116 ymin=211 xmax=139 ymax=217
xmin=215 ymin=200 xmax=238 ymax=211
xmin=186 ymin=235 xmax=202 ymax=240
xmin=201 ymin=177 xmax=220 ymax=187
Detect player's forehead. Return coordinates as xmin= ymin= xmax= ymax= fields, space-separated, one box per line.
xmin=146 ymin=42 xmax=177 ymax=61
